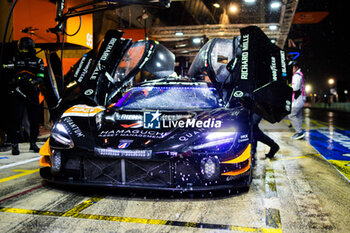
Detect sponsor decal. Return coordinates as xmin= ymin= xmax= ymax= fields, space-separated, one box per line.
xmin=86 ymin=33 xmax=93 ymax=48
xmin=62 ymin=117 xmax=85 ymax=138
xmin=270 ymin=56 xmax=278 ymax=81
xmin=90 ymin=37 xmax=117 ymax=81
xmin=62 ymin=105 xmax=105 ymax=117
xmin=120 ymin=122 xmax=143 ymax=128
xmin=280 ymin=50 xmax=287 ymax=77
xmin=285 ymin=100 xmax=291 ymax=111
xmin=238 ymin=134 xmax=249 ymax=143
xmin=118 ymin=140 xmax=133 ymax=149
xmin=143 ymin=110 xmax=222 ymax=129
xmin=241 ymin=34 xmax=249 ymax=80
xmin=163 ymin=118 xmax=221 ymax=129
xmin=78 ymin=58 xmax=92 ymax=83
xmin=233 ymin=91 xmax=244 ymax=98
xmin=74 ymin=56 xmax=86 ymax=78
xmin=115 ymin=113 xmax=143 ymax=121
xmin=98 ymin=129 xmax=168 ymax=139
xmin=84 ymin=89 xmax=94 ymax=95
xmin=178 ymin=128 xmax=206 ymax=142
xmin=143 ymin=110 xmax=161 ymax=129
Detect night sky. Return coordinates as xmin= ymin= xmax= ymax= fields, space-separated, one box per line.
xmin=288 ymin=0 xmax=349 ymax=99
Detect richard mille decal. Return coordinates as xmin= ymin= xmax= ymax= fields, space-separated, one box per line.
xmin=90 ymin=37 xmax=117 ymax=81
xmin=241 ymin=34 xmax=249 ymax=80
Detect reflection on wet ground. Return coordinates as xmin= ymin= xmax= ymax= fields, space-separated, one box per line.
xmin=302 ymin=108 xmax=350 ymax=181
xmin=0 ymin=108 xmax=350 ymax=232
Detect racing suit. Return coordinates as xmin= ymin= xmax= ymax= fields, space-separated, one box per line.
xmin=288 ymin=68 xmax=306 ymax=134
xmin=7 ymin=52 xmax=44 ymax=147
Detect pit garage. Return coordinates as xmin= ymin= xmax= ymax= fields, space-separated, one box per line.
xmin=0 ymin=1 xmax=349 ymax=232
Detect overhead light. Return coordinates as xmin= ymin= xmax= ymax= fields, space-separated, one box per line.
xmin=271 ymin=1 xmax=282 ymax=9
xmin=175 ymin=43 xmax=187 ymax=48
xmin=269 ymin=25 xmax=278 ymax=31
xmin=213 ymin=3 xmax=220 ymax=8
xmin=192 ymin=38 xmax=202 ymax=44
xmin=305 ymin=84 xmax=312 ymax=93
xmin=175 ymin=31 xmax=184 ymax=36
xmin=229 ymin=4 xmax=238 ymax=13
xmin=270 ymin=39 xmax=276 ymax=43
xmin=244 ymin=0 xmax=256 ymax=3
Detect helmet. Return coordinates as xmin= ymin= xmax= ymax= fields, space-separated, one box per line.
xmin=18 ymin=37 xmax=35 ymax=53
xmin=288 ymin=60 xmax=300 ymax=68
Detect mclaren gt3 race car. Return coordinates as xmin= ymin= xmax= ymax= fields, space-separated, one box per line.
xmin=40 ymin=81 xmax=252 ymax=190
xmin=39 ymin=26 xmax=292 ymax=191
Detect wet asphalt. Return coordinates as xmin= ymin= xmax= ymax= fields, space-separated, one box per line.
xmin=0 ymin=108 xmax=349 ymax=233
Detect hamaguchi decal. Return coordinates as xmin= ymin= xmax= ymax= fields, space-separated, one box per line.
xmin=98 ymin=129 xmax=168 ymax=139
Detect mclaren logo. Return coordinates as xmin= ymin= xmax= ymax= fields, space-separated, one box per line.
xmin=233 ymin=91 xmax=244 ymax=98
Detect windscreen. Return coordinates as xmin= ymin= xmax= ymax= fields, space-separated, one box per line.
xmin=115 ymin=86 xmax=221 ymax=110
xmin=114 ymin=41 xmax=146 ymax=82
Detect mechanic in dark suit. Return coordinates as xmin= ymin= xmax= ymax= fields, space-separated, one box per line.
xmin=6 ymin=37 xmax=44 ymax=155
xmin=251 ymin=113 xmax=279 ymax=159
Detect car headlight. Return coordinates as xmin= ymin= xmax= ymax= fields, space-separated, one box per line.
xmin=191 ymin=129 xmax=237 ymax=150
xmin=206 ymin=131 xmax=236 ymax=140
xmin=50 ymin=123 xmax=74 ymax=149
xmin=191 ymin=137 xmax=234 ymax=150
xmin=200 ymin=156 xmax=220 ymax=180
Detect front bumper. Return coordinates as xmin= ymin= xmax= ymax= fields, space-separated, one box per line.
xmin=39 ymin=141 xmax=252 ymax=191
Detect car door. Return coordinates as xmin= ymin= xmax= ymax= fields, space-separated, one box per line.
xmin=188 ymin=26 xmax=293 ymax=123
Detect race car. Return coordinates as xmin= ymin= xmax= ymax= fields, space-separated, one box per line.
xmin=39 ymin=26 xmax=292 ymax=191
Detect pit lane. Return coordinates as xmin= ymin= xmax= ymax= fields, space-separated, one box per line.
xmin=1 ymin=109 xmax=350 ymax=232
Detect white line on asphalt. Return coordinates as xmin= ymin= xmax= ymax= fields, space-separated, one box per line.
xmin=0 ymin=157 xmax=40 ymax=170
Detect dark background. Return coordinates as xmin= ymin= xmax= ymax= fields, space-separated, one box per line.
xmin=288 ymin=0 xmax=349 ymax=100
